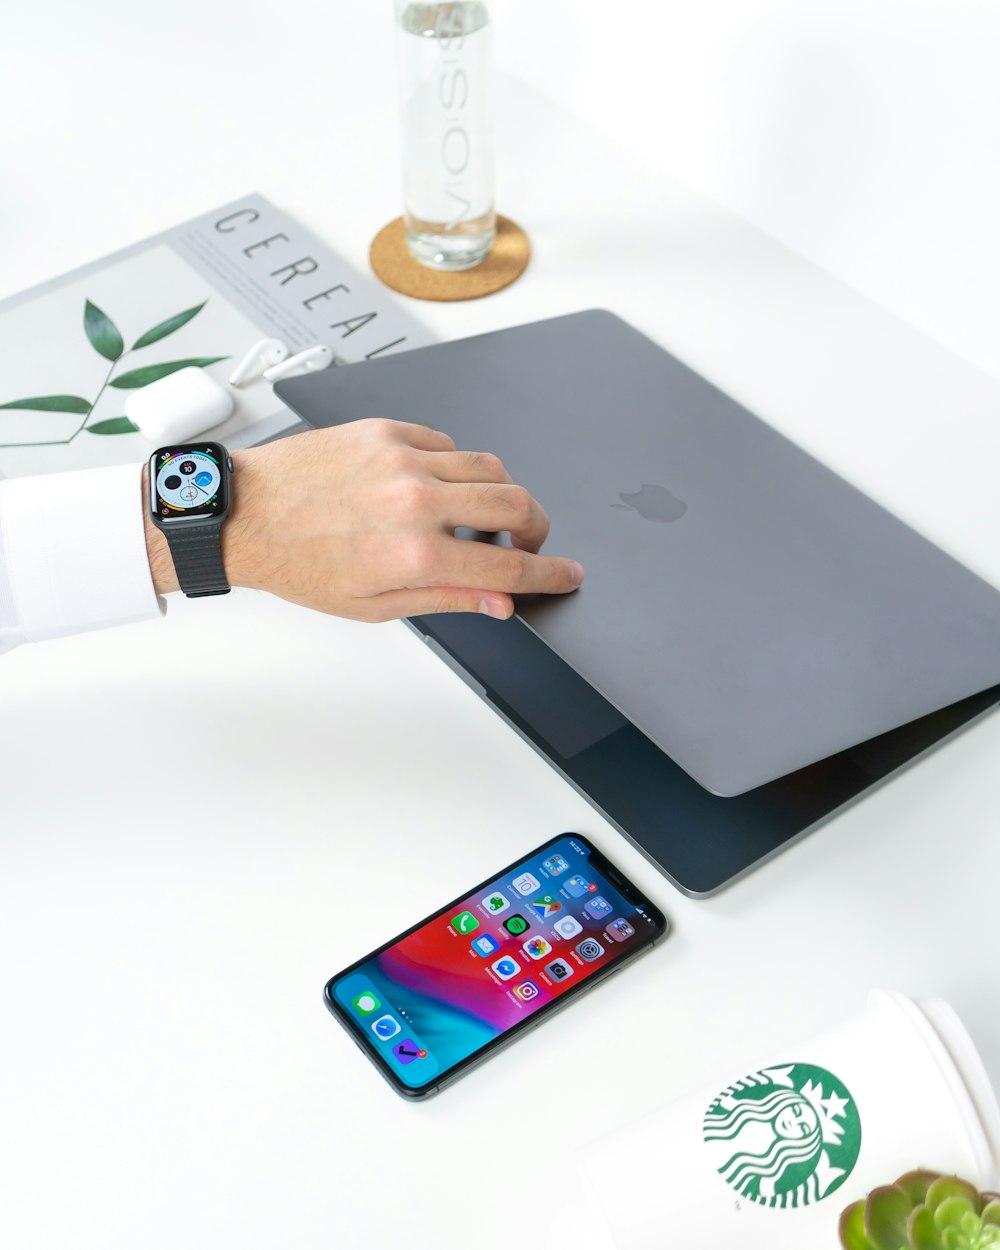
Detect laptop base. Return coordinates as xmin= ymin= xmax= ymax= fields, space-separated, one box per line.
xmin=410 ymin=612 xmax=1000 ymax=897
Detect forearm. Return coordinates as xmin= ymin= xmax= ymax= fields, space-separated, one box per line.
xmin=141 ymin=422 xmax=582 ymax=622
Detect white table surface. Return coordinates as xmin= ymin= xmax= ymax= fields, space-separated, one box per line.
xmin=2 ymin=5 xmax=999 ymax=1247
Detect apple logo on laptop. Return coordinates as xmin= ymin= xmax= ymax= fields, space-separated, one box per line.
xmin=614 ymin=483 xmax=687 ymax=523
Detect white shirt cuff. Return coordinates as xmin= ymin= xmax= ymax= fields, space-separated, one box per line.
xmin=0 ymin=463 xmax=164 ymax=644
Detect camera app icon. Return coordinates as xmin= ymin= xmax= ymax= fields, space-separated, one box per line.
xmin=544 ymin=958 xmax=574 ymax=983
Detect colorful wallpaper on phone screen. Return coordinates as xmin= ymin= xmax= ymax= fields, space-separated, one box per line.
xmin=331 ymin=837 xmax=655 ymax=1088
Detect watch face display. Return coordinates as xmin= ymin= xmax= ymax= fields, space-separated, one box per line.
xmin=152 ymin=445 xmax=228 ymax=519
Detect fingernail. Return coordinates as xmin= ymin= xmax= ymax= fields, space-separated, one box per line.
xmin=479 ymin=597 xmax=508 ymax=620
xmin=569 ymin=560 xmax=585 ymax=586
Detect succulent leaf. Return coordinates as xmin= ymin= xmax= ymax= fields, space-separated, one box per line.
xmin=910 ymin=1206 xmax=946 ymax=1250
xmin=973 ymin=1222 xmax=1000 ymax=1248
xmin=843 ymin=1173 xmax=1000 ymax=1250
xmin=867 ymin=1185 xmax=916 ymax=1250
xmin=897 ymin=1173 xmax=944 ymax=1208
xmin=936 ymin=1198 xmax=981 ymax=1229
xmin=840 ymin=1199 xmax=873 ymax=1250
xmin=928 ymin=1179 xmax=982 ymax=1215
xmin=962 ymin=1210 xmax=983 ymax=1236
xmin=932 ymin=1197 xmax=1000 ymax=1250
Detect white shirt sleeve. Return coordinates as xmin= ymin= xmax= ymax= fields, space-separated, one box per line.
xmin=0 ymin=463 xmax=164 ymax=654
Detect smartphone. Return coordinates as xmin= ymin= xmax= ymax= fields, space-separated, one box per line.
xmin=324 ymin=833 xmax=668 ymax=1098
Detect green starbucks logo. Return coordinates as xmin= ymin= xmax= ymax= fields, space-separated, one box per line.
xmin=703 ymin=1062 xmax=861 ymax=1209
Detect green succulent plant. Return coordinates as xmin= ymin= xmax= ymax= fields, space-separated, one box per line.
xmin=840 ymin=1171 xmax=1000 ymax=1250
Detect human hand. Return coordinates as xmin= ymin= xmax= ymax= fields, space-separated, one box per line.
xmin=144 ymin=419 xmax=583 ymax=622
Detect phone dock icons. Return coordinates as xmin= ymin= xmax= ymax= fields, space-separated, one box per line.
xmin=372 ymin=1015 xmax=402 ymax=1041
xmin=392 ymin=1039 xmax=428 ymax=1065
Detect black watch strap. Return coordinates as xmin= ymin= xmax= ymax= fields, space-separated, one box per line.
xmin=162 ymin=523 xmax=230 ymax=598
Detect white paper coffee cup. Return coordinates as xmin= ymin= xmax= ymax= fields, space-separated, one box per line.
xmin=585 ymin=990 xmax=1000 ymax=1249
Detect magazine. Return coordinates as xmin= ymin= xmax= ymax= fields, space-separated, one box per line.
xmin=0 ymin=193 xmax=430 ymax=478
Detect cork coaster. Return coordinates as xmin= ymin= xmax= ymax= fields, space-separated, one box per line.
xmin=369 ymin=214 xmax=531 ymax=302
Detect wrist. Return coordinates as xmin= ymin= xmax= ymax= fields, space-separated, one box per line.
xmin=220 ymin=447 xmax=267 ymax=591
xmin=141 ymin=469 xmax=179 ymax=596
xmin=142 ymin=447 xmax=260 ymax=596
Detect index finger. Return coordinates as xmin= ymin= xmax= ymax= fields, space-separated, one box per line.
xmin=394 ymin=422 xmax=456 ymax=452
xmin=443 ymin=483 xmax=551 ymax=555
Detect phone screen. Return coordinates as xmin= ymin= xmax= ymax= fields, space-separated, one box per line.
xmin=325 ymin=834 xmax=667 ymax=1095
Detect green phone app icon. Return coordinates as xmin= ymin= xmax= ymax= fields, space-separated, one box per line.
xmin=352 ymin=990 xmax=381 ymax=1016
xmin=450 ymin=910 xmax=479 ymax=935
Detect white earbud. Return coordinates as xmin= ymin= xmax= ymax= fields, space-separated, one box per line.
xmin=228 ymin=338 xmax=289 ymax=387
xmin=263 ymin=344 xmax=334 ymax=382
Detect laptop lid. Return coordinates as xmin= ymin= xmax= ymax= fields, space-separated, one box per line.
xmin=275 ymin=309 xmax=1000 ymax=796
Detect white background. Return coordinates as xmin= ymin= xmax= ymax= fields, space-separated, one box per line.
xmin=496 ymin=0 xmax=1000 ymax=383
xmin=1 ymin=3 xmax=999 ymax=1248
xmin=3 ymin=0 xmax=998 ymax=387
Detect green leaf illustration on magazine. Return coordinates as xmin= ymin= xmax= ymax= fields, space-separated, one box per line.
xmin=0 ymin=194 xmax=429 ymax=475
xmin=0 ymin=298 xmax=229 ymax=448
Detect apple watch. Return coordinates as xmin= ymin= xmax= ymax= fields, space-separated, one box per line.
xmin=148 ymin=442 xmax=234 ymax=598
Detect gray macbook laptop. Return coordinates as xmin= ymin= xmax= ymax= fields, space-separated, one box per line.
xmin=274 ymin=310 xmax=1000 ymax=891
